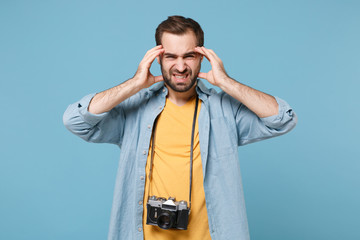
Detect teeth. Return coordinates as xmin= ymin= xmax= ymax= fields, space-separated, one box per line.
xmin=174 ymin=75 xmax=187 ymax=79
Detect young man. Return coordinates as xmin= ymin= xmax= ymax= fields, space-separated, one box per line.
xmin=63 ymin=15 xmax=297 ymax=240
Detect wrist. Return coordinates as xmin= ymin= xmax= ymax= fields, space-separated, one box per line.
xmin=129 ymin=76 xmax=146 ymax=92
xmin=217 ymin=76 xmax=235 ymax=91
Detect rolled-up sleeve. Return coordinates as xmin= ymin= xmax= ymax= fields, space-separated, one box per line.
xmin=260 ymin=96 xmax=296 ymax=129
xmin=63 ymin=93 xmax=125 ymax=145
xmin=234 ymin=96 xmax=297 ymax=146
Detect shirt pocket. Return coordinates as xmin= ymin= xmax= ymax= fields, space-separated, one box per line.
xmin=208 ymin=117 xmax=236 ymax=158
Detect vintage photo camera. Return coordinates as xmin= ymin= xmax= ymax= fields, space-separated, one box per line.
xmin=146 ymin=195 xmax=190 ymax=230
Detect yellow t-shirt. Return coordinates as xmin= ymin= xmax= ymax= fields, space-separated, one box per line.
xmin=142 ymin=96 xmax=212 ymax=240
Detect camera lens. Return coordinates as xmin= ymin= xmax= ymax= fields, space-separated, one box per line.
xmin=157 ymin=211 xmax=175 ymax=230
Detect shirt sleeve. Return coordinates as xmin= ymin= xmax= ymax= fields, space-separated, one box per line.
xmin=233 ymin=96 xmax=297 ymax=146
xmin=63 ymin=93 xmax=125 ymax=145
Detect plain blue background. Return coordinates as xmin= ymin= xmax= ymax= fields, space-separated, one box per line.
xmin=1 ymin=0 xmax=359 ymax=239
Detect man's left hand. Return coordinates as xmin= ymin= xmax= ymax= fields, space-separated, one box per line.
xmin=195 ymin=46 xmax=279 ymax=118
xmin=194 ymin=46 xmax=230 ymax=87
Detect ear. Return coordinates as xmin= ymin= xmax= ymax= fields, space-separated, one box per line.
xmin=156 ymin=56 xmax=160 ymax=64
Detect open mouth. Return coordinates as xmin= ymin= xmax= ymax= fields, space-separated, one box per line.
xmin=172 ymin=74 xmax=189 ymax=82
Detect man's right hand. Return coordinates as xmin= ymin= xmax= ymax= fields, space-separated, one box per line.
xmin=88 ymin=45 xmax=165 ymax=114
xmin=133 ymin=45 xmax=165 ymax=90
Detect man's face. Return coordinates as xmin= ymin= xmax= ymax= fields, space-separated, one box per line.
xmin=157 ymin=31 xmax=203 ymax=93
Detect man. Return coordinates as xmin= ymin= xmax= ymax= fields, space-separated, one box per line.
xmin=63 ymin=15 xmax=297 ymax=240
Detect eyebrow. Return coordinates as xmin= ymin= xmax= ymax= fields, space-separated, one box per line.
xmin=163 ymin=51 xmax=197 ymax=57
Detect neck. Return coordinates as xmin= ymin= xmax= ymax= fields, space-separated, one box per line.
xmin=166 ymin=84 xmax=197 ymax=106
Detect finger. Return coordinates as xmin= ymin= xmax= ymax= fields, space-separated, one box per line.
xmin=195 ymin=47 xmax=211 ymax=62
xmin=197 ymin=72 xmax=207 ymax=80
xmin=144 ymin=47 xmax=164 ymax=60
xmin=200 ymin=47 xmax=217 ymax=64
xmin=194 ymin=46 xmax=205 ymax=54
xmin=154 ymin=75 xmax=164 ymax=82
xmin=201 ymin=47 xmax=221 ymax=62
xmin=206 ymin=48 xmax=222 ymax=62
xmin=194 ymin=47 xmax=206 ymax=56
xmin=142 ymin=49 xmax=165 ymax=67
xmin=143 ymin=45 xmax=164 ymax=59
xmin=149 ymin=45 xmax=163 ymax=52
xmin=200 ymin=47 xmax=217 ymax=63
xmin=144 ymin=48 xmax=164 ymax=62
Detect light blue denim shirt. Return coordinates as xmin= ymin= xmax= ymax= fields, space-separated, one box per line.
xmin=63 ymin=80 xmax=297 ymax=240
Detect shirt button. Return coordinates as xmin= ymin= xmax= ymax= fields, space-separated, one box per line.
xmin=159 ymin=106 xmax=162 ymax=110
xmin=162 ymin=89 xmax=166 ymax=93
xmin=138 ymin=227 xmax=142 ymax=232
xmin=147 ymin=125 xmax=151 ymax=129
xmin=139 ymin=201 xmax=143 ymax=205
xmin=143 ymin=150 xmax=147 ymax=155
xmin=140 ymin=176 xmax=144 ymax=180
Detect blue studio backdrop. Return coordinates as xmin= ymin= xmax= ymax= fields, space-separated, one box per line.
xmin=0 ymin=0 xmax=359 ymax=239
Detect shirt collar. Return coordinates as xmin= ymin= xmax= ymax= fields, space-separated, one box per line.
xmin=196 ymin=79 xmax=211 ymax=96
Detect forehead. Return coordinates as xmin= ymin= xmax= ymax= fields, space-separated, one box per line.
xmin=161 ymin=31 xmax=197 ymax=55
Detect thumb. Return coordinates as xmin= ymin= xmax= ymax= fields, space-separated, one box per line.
xmin=154 ymin=75 xmax=164 ymax=83
xmin=198 ymin=72 xmax=207 ymax=80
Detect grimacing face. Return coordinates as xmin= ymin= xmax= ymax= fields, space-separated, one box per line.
xmin=157 ymin=31 xmax=203 ymax=93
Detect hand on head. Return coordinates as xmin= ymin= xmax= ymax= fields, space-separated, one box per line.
xmin=194 ymin=46 xmax=229 ymax=87
xmin=133 ymin=45 xmax=229 ymax=90
xmin=134 ymin=45 xmax=165 ymax=89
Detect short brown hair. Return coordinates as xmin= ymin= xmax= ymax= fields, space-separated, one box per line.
xmin=155 ymin=15 xmax=204 ymax=47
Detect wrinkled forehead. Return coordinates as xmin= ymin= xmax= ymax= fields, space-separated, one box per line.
xmin=161 ymin=31 xmax=198 ymax=56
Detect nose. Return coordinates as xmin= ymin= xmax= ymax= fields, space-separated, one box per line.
xmin=175 ymin=58 xmax=187 ymax=73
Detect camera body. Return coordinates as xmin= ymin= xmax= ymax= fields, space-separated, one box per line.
xmin=146 ymin=195 xmax=190 ymax=230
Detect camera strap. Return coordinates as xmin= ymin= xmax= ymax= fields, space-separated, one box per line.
xmin=147 ymin=96 xmax=199 ymax=211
